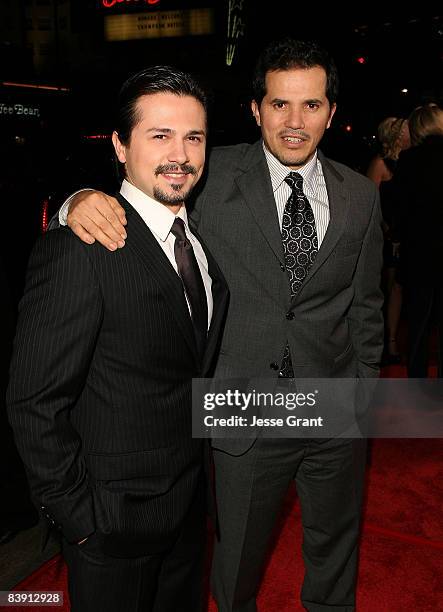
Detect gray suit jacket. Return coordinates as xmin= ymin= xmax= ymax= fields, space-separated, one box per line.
xmin=189 ymin=140 xmax=384 ymax=453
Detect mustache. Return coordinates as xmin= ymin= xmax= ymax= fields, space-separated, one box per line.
xmin=154 ymin=164 xmax=197 ymax=176
xmin=280 ymin=130 xmax=310 ymax=140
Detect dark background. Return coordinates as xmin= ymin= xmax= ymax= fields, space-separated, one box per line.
xmin=0 ymin=0 xmax=442 ymax=300
xmin=0 ymin=0 xmax=441 ymax=569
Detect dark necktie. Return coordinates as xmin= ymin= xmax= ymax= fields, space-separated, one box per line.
xmin=280 ymin=172 xmax=319 ymax=378
xmin=170 ymin=217 xmax=208 ymax=359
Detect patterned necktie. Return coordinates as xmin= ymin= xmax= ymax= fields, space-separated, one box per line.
xmin=280 ymin=172 xmax=318 ymax=377
xmin=170 ymin=217 xmax=208 ymax=359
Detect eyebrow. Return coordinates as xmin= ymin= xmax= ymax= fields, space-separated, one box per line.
xmin=269 ymin=97 xmax=324 ymax=105
xmin=145 ymin=127 xmax=206 ymax=136
xmin=146 ymin=127 xmax=172 ymax=134
xmin=270 ymin=98 xmax=288 ymax=105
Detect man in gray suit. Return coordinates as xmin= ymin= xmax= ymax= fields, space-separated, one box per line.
xmin=59 ymin=40 xmax=384 ymax=611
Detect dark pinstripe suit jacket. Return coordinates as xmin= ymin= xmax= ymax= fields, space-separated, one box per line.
xmin=7 ymin=195 xmax=228 ymax=557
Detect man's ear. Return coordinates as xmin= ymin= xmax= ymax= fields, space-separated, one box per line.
xmin=251 ymin=100 xmax=261 ymax=127
xmin=326 ymin=103 xmax=337 ymax=130
xmin=112 ymin=131 xmax=127 ymax=163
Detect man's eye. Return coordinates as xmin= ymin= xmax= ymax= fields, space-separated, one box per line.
xmin=307 ymin=103 xmax=319 ymax=110
xmin=153 ymin=134 xmax=167 ymax=139
xmin=273 ymin=102 xmax=286 ymax=110
xmin=188 ymin=136 xmax=202 ymax=142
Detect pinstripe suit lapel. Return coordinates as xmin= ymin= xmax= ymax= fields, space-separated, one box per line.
xmin=117 ymin=195 xmax=199 ymax=361
xmin=193 ymin=229 xmax=229 ymax=373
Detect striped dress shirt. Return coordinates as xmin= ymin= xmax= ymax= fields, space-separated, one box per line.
xmin=263 ymin=144 xmax=330 ymax=246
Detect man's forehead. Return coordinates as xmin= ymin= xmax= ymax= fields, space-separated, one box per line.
xmin=135 ymin=92 xmax=204 ymax=111
xmin=265 ymin=66 xmax=327 ymax=91
xmin=133 ymin=93 xmax=206 ymax=126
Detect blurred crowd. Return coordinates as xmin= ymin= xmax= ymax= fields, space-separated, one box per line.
xmin=366 ymin=103 xmax=443 ymax=378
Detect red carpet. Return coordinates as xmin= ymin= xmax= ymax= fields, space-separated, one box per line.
xmin=11 ymin=438 xmax=443 ymax=611
xmin=10 ymin=366 xmax=443 ymax=611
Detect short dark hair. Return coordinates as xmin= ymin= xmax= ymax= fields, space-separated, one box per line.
xmin=252 ymin=38 xmax=339 ymax=107
xmin=115 ymin=65 xmax=208 ymax=146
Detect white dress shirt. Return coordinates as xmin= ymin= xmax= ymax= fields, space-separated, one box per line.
xmin=60 ymin=180 xmax=213 ymax=329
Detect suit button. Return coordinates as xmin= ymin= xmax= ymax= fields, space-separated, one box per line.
xmin=280 ymin=263 xmax=286 ymax=271
xmin=286 ymin=311 xmax=294 ymax=320
xmin=270 ymin=362 xmax=279 ymax=371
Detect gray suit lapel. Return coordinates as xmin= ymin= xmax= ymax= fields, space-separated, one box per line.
xmin=293 ymin=153 xmax=350 ymax=297
xmin=235 ymin=142 xmax=285 ymax=264
xmin=233 ymin=144 xmax=350 ymax=301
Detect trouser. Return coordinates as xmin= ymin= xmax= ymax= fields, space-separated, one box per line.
xmin=211 ymin=437 xmax=367 ymax=612
xmin=63 ymin=479 xmax=206 ymax=612
xmin=407 ymin=284 xmax=443 ymax=378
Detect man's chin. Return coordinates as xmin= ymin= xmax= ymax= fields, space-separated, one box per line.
xmin=281 ymin=155 xmax=311 ymax=168
xmin=273 ymin=147 xmax=314 ymax=169
xmin=153 ymin=186 xmax=192 ymax=206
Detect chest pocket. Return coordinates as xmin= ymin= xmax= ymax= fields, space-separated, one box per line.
xmin=334 ymin=239 xmax=363 ymax=259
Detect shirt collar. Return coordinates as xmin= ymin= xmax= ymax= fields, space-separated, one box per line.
xmin=120 ymin=179 xmax=188 ymax=242
xmin=262 ymin=142 xmax=318 ymax=195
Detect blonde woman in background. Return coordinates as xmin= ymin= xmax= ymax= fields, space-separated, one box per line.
xmin=367 ymin=117 xmax=410 ymax=186
xmin=367 ymin=116 xmax=410 ymax=363
xmin=393 ymin=103 xmax=443 ymax=377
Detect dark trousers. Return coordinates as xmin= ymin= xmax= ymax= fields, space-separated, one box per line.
xmin=211 ymin=437 xmax=367 ymax=612
xmin=63 ymin=480 xmax=206 ymax=612
xmin=407 ymin=284 xmax=443 ymax=378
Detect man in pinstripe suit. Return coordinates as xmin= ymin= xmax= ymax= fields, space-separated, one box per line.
xmin=55 ymin=39 xmax=384 ymax=612
xmin=7 ymin=66 xmax=228 ymax=612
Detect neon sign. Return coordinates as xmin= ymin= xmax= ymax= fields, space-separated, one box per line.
xmin=102 ymin=0 xmax=160 ymax=8
xmin=0 ymin=102 xmax=40 ymax=118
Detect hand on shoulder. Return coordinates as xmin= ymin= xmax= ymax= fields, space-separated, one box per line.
xmin=67 ymin=191 xmax=127 ymax=252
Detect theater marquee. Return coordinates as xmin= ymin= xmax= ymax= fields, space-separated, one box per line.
xmin=104 ymin=8 xmax=213 ymax=41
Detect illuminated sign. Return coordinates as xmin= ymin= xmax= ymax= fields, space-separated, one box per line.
xmin=0 ymin=103 xmax=40 ymax=118
xmin=105 ymin=9 xmax=213 ymax=41
xmin=102 ymin=0 xmax=160 ymax=8
xmin=226 ymin=0 xmax=245 ymax=66
xmin=41 ymin=199 xmax=49 ymax=233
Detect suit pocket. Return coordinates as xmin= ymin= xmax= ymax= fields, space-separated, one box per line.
xmin=334 ymin=239 xmax=363 ymax=258
xmin=333 ymin=342 xmax=354 ymax=364
xmin=87 ymin=447 xmax=202 ymax=557
xmin=88 ymin=447 xmax=196 ymax=508
xmin=332 ymin=342 xmax=357 ymax=377
xmin=328 ymin=240 xmax=363 ymax=287
xmin=87 ymin=447 xmax=176 ymax=490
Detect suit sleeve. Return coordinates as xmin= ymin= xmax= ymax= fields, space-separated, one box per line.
xmin=7 ymin=229 xmax=104 ymax=543
xmin=188 ymin=182 xmax=205 ymax=232
xmin=348 ymin=186 xmax=384 ymax=377
xmin=188 ymin=147 xmax=221 ymax=232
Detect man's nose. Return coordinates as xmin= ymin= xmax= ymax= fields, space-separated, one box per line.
xmin=167 ymin=139 xmax=189 ymax=165
xmin=286 ymin=107 xmax=305 ymax=130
